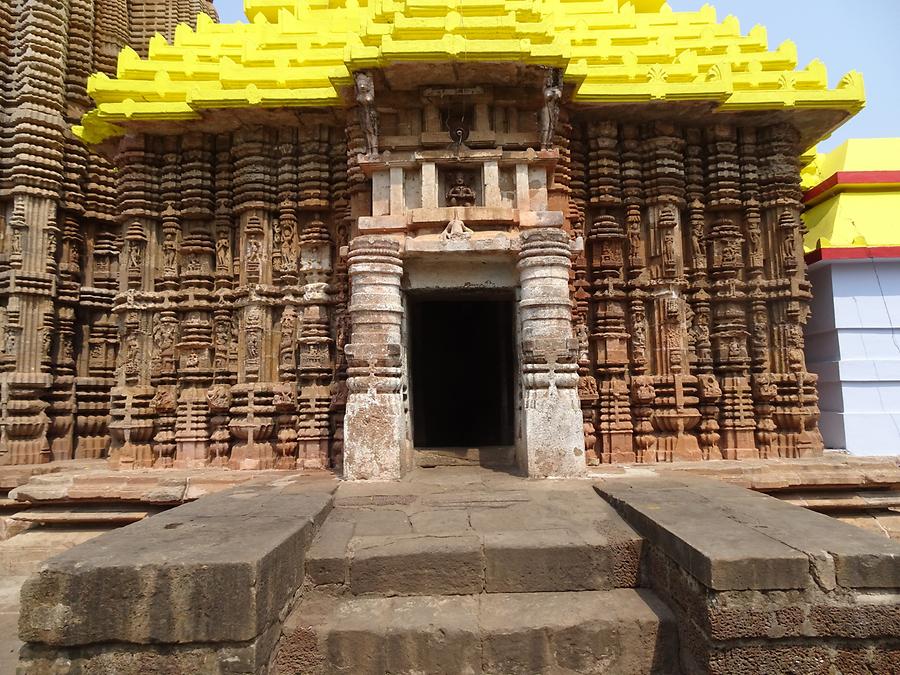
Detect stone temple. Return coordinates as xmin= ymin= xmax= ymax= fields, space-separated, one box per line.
xmin=5 ymin=4 xmax=900 ymax=674
xmin=0 ymin=0 xmax=868 ymax=481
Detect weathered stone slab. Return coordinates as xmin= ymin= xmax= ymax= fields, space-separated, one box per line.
xmin=349 ymin=533 xmax=483 ymax=595
xmin=10 ymin=506 xmax=161 ymax=525
xmin=597 ymin=478 xmax=811 ymax=590
xmin=277 ymin=589 xmax=676 ymax=675
xmin=306 ymin=520 xmax=355 ymax=586
xmin=478 ymin=589 xmax=678 ymax=675
xmin=277 ymin=592 xmax=480 ymax=675
xmin=483 ymin=528 xmax=640 ymax=592
xmin=687 ymin=479 xmax=900 ymax=589
xmin=18 ymin=481 xmax=335 ymax=647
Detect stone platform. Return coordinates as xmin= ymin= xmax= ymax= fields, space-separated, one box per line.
xmin=11 ymin=465 xmax=900 ymax=674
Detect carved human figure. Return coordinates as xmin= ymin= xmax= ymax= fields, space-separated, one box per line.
xmin=280 ymin=307 xmax=297 ymax=367
xmin=441 ymin=217 xmax=473 ymax=241
xmin=578 ymin=374 xmax=599 ymax=400
xmin=246 ymin=331 xmax=260 ymax=360
xmin=540 ymin=68 xmax=563 ymax=149
xmin=782 ymin=230 xmax=795 ymax=263
xmin=216 ymin=236 xmax=230 ymax=271
xmin=446 ymin=174 xmax=476 ymax=207
xmin=280 ymin=219 xmax=296 ymax=270
xmin=163 ymin=232 xmax=177 ymax=272
xmin=246 ymin=238 xmax=262 ymax=264
xmin=128 ymin=243 xmax=142 ymax=270
xmin=663 ymin=229 xmax=676 ymax=268
xmin=355 ymin=71 xmax=379 ymax=156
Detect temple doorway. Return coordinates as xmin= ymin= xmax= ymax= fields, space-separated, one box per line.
xmin=408 ymin=292 xmax=516 ymax=466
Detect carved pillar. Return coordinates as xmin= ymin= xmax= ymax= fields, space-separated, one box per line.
xmin=759 ymin=123 xmax=823 ymax=458
xmin=585 ymin=122 xmax=633 ymax=463
xmin=343 ymin=236 xmax=406 ymax=480
xmin=108 ymin=136 xmax=157 ymax=469
xmin=173 ymin=133 xmax=216 ymax=468
xmin=518 ymin=228 xmax=586 ymax=477
xmin=642 ymin=123 xmax=700 ymax=462
xmin=706 ymin=125 xmax=756 ymax=459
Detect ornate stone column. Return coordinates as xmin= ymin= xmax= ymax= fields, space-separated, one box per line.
xmin=343 ymin=236 xmax=406 ymax=480
xmin=518 ymin=228 xmax=586 ymax=477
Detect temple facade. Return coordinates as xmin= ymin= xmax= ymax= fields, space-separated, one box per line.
xmin=0 ymin=0 xmax=867 ymax=478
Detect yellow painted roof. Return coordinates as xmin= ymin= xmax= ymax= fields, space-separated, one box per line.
xmin=75 ymin=0 xmax=866 ymax=144
xmin=803 ymin=139 xmax=900 ymax=251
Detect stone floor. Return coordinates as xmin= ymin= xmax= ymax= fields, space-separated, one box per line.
xmin=0 ymin=575 xmax=26 ymax=673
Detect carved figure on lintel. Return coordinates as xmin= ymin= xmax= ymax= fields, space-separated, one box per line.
xmin=355 ymin=71 xmax=379 ymax=156
xmin=540 ymin=68 xmax=563 ymax=149
xmin=441 ymin=217 xmax=474 ymax=241
xmin=446 ymin=174 xmax=476 ymax=207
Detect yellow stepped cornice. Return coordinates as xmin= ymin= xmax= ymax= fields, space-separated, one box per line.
xmin=75 ymin=0 xmax=865 ymax=144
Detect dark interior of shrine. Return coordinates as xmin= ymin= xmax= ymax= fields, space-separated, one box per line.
xmin=409 ymin=293 xmax=516 ymax=449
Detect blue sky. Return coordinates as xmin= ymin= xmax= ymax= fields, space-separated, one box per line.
xmin=212 ymin=0 xmax=898 ymax=151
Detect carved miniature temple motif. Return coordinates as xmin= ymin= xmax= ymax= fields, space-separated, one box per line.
xmin=0 ymin=1 xmax=840 ymax=476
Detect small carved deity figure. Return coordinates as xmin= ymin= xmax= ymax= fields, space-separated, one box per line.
xmin=280 ymin=307 xmax=297 ymax=367
xmin=698 ymin=373 xmax=722 ymax=400
xmin=40 ymin=327 xmax=52 ymax=357
xmin=441 ymin=217 xmax=473 ymax=241
xmin=691 ymin=227 xmax=704 ymax=263
xmin=632 ymin=377 xmax=656 ymax=404
xmin=127 ymin=243 xmax=142 ymax=270
xmin=632 ymin=315 xmax=647 ymax=354
xmin=728 ymin=338 xmax=743 ymax=359
xmin=662 ymin=229 xmax=676 ymax=269
xmin=747 ymin=223 xmax=762 ymax=259
xmin=754 ymin=373 xmax=778 ymax=400
xmin=247 ymin=239 xmax=262 ymax=265
xmin=150 ymin=387 xmax=177 ymax=413
xmin=445 ymin=174 xmax=476 ymax=207
xmin=782 ymin=231 xmax=796 ymax=263
xmin=722 ymin=240 xmax=740 ymax=266
xmin=46 ymin=232 xmax=57 ymax=262
xmin=246 ymin=331 xmax=260 ymax=360
xmin=207 ymin=384 xmax=231 ymax=411
xmin=163 ymin=232 xmax=177 ymax=272
xmin=274 ymin=383 xmax=295 ymax=410
xmin=540 ymin=68 xmax=563 ymax=149
xmin=578 ymin=374 xmax=599 ymax=401
xmin=280 ymin=219 xmax=296 ymax=271
xmin=153 ymin=320 xmax=176 ymax=353
xmin=215 ymin=235 xmax=230 ymax=271
xmin=355 ymin=71 xmax=379 ymax=156
xmin=61 ymin=335 xmax=74 ymax=362
xmin=124 ymin=334 xmax=140 ymax=375
xmin=5 ymin=330 xmax=16 ymax=355
xmin=185 ymin=352 xmax=200 ymax=369
xmin=693 ymin=311 xmax=710 ymax=345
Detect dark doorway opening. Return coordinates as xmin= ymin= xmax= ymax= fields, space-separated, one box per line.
xmin=409 ymin=294 xmax=515 ymax=451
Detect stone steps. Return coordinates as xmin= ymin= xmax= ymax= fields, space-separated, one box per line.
xmin=307 ymin=523 xmax=642 ymax=595
xmin=276 ymin=588 xmax=679 ymax=675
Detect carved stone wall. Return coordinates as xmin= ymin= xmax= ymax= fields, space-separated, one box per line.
xmin=104 ymin=127 xmax=347 ymax=470
xmin=0 ymin=27 xmax=824 ymax=469
xmin=570 ymin=119 xmax=823 ymax=464
xmin=0 ymin=1 xmax=217 ymax=467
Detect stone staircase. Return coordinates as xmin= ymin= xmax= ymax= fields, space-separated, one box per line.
xmin=274 ymin=472 xmax=680 ymax=674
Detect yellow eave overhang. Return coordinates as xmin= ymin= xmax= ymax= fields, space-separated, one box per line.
xmin=74 ymin=0 xmax=866 ymax=144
